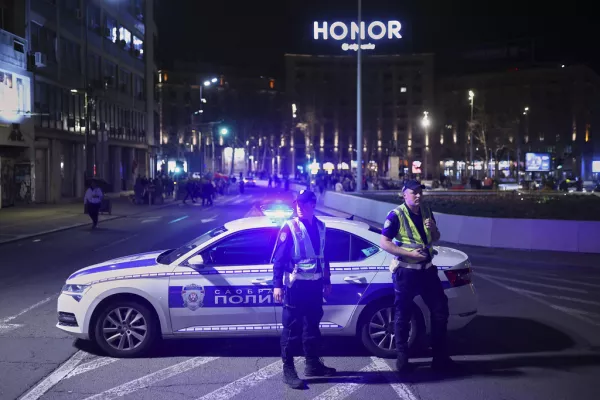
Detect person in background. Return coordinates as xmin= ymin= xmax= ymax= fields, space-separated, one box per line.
xmin=84 ymin=179 xmax=103 ymax=229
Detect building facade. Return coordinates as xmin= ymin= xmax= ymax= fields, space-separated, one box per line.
xmin=0 ymin=0 xmax=35 ymax=208
xmin=283 ymin=53 xmax=435 ymax=179
xmin=157 ymin=64 xmax=282 ymax=177
xmin=438 ymin=64 xmax=600 ymax=181
xmin=23 ymin=0 xmax=158 ymax=203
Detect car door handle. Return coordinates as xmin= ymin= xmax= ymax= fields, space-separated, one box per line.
xmin=251 ymin=278 xmax=273 ymax=286
xmin=344 ymin=276 xmax=367 ymax=284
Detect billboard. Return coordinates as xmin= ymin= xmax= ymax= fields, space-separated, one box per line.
xmin=525 ymin=153 xmax=551 ymax=172
xmin=592 ymin=160 xmax=600 ymax=173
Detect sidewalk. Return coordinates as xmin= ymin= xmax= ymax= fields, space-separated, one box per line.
xmin=0 ymin=196 xmax=177 ymax=245
xmin=315 ymin=203 xmax=599 ymax=269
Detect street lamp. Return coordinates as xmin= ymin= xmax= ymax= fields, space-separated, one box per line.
xmin=517 ymin=106 xmax=529 ymax=181
xmin=355 ymin=0 xmax=363 ymax=193
xmin=468 ymin=90 xmax=475 ymax=177
xmin=220 ymin=128 xmax=229 ymax=136
xmin=421 ymin=111 xmax=430 ymax=179
xmin=194 ymin=76 xmax=218 ymax=172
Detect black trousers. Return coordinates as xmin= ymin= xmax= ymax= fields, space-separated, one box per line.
xmin=393 ymin=266 xmax=449 ymax=357
xmin=280 ymin=279 xmax=324 ymax=365
xmin=87 ymin=203 xmax=100 ymax=225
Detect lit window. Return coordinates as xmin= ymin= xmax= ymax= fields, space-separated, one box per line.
xmin=269 ymin=79 xmax=274 ymax=89
xmin=133 ymin=36 xmax=143 ymax=59
xmin=400 ymin=87 xmax=407 ymax=93
xmin=118 ymin=27 xmax=132 ymax=51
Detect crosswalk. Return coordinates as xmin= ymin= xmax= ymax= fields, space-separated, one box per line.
xmin=18 ymin=352 xmax=417 ymax=400
xmin=474 ymin=265 xmax=600 ymax=328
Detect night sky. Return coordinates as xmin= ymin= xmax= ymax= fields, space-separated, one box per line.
xmin=157 ymin=0 xmax=597 ymax=76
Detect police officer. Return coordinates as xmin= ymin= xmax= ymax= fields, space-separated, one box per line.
xmin=272 ymin=189 xmax=336 ymax=389
xmin=379 ymin=180 xmax=457 ymax=373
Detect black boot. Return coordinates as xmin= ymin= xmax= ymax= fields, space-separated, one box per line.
xmin=396 ymin=351 xmax=416 ymax=374
xmin=283 ymin=363 xmax=304 ymax=389
xmin=304 ymin=358 xmax=336 ymax=377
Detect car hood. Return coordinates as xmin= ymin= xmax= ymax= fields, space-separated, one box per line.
xmin=433 ymin=246 xmax=469 ymax=269
xmin=66 ymin=250 xmax=170 ymax=284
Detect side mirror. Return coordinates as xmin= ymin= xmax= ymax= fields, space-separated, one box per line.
xmin=188 ymin=255 xmax=205 ymax=267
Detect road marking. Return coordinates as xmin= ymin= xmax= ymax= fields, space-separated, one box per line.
xmin=197 ymin=359 xmax=293 ymax=400
xmin=200 ymin=215 xmax=217 ymax=223
xmin=0 ymin=295 xmax=55 ymax=324
xmin=33 ymin=239 xmax=41 ymax=242
xmin=141 ymin=217 xmax=162 ymax=223
xmin=19 ymin=350 xmax=87 ymax=400
xmin=477 ymin=274 xmax=600 ymax=328
xmin=475 ymin=266 xmax=600 ymax=289
xmin=0 ymin=322 xmax=23 ymax=334
xmin=64 ymin=357 xmax=118 ymax=379
xmin=93 ymin=235 xmax=138 ymax=252
xmin=505 ymin=286 xmax=600 ymax=307
xmin=474 ymin=265 xmax=559 ymax=277
xmin=168 ymin=215 xmax=189 ymax=224
xmin=476 ymin=273 xmax=588 ymax=294
xmin=549 ymin=305 xmax=600 ymax=326
xmin=370 ymin=357 xmax=419 ymax=400
xmin=233 ymin=198 xmax=245 ymax=205
xmin=82 ymin=357 xmax=219 ymax=400
xmin=312 ymin=358 xmax=387 ymax=400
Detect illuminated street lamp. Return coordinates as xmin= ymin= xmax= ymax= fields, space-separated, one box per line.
xmin=421 ymin=111 xmax=430 ymax=178
xmin=468 ymin=90 xmax=475 ymax=176
xmin=220 ymin=127 xmax=229 ymax=136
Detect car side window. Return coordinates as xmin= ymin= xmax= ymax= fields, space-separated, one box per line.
xmin=325 ymin=229 xmax=351 ymax=262
xmin=200 ymin=228 xmax=279 ymax=266
xmin=350 ymin=234 xmax=380 ymax=261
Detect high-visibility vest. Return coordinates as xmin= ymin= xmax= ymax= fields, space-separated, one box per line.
xmin=283 ymin=217 xmax=326 ymax=286
xmin=391 ymin=203 xmax=434 ymax=265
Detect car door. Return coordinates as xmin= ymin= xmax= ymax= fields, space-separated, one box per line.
xmin=274 ymin=228 xmax=384 ymax=331
xmin=169 ymin=227 xmax=280 ymax=333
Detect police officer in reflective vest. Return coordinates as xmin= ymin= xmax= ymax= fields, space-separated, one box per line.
xmin=272 ymin=189 xmax=336 ymax=389
xmin=380 ymin=180 xmax=457 ymax=373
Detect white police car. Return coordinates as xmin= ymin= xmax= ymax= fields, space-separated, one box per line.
xmin=57 ymin=216 xmax=477 ymax=358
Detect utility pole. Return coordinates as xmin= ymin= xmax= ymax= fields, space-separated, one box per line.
xmin=355 ymin=0 xmax=363 ymax=193
xmin=468 ymin=90 xmax=475 ymax=179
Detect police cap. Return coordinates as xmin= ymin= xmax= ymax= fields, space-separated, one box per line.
xmin=402 ymin=180 xmax=425 ymax=192
xmin=295 ymin=189 xmax=317 ymax=204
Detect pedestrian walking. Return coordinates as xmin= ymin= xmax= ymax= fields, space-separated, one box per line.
xmin=84 ymin=179 xmax=103 ymax=229
xmin=272 ymin=189 xmax=336 ymax=389
xmin=379 ymin=180 xmax=458 ymax=374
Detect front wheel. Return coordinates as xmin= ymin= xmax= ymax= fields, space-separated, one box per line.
xmin=94 ymin=300 xmax=158 ymax=358
xmin=360 ymin=302 xmax=424 ymax=359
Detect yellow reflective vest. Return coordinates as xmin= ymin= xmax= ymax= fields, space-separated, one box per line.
xmin=390 ymin=203 xmax=434 ymax=264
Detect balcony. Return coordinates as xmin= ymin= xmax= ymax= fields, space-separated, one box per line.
xmin=0 ymin=29 xmax=28 ymax=70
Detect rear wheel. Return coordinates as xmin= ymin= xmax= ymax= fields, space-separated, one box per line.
xmin=360 ymin=302 xmax=424 ymax=358
xmin=94 ymin=300 xmax=157 ymax=358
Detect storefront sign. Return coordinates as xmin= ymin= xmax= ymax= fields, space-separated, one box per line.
xmin=313 ymin=20 xmax=402 ymax=51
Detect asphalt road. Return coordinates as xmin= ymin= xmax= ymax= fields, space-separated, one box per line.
xmin=0 ymin=187 xmax=599 ymax=400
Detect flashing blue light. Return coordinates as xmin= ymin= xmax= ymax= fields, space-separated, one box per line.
xmin=175 ymin=167 xmax=181 ymax=173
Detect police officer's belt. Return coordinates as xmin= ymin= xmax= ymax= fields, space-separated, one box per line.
xmin=390 ymin=259 xmax=433 ymax=272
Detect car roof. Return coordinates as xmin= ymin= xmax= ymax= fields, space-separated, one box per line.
xmin=223 ymin=216 xmax=371 ymax=233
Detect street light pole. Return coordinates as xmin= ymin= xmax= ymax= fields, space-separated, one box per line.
xmin=422 ymin=111 xmax=430 ymax=179
xmin=468 ymin=90 xmax=475 ymax=178
xmin=355 ymin=0 xmax=363 ymax=193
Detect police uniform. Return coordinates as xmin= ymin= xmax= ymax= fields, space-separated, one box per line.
xmin=272 ymin=189 xmax=336 ymax=389
xmin=381 ymin=180 xmax=456 ymax=373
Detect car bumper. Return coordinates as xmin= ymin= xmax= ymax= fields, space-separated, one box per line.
xmin=56 ymin=293 xmax=90 ymax=340
xmin=446 ymin=283 xmax=478 ymax=331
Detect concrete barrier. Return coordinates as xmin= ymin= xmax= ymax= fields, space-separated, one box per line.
xmin=322 ymin=191 xmax=600 ymax=254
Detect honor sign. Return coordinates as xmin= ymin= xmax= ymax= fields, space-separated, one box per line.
xmin=313 ymin=21 xmax=402 ymax=51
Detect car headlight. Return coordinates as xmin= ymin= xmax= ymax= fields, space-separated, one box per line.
xmin=62 ymin=284 xmax=91 ymax=294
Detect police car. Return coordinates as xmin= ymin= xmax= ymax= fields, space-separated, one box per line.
xmin=57 ymin=216 xmax=478 ymax=358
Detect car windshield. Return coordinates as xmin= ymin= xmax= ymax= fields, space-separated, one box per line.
xmin=156 ymin=225 xmax=228 ymax=265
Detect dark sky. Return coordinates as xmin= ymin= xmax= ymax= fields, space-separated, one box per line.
xmin=157 ymin=0 xmax=597 ymax=76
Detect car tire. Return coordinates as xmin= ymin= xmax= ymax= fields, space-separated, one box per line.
xmin=360 ymin=301 xmax=424 ymax=359
xmin=94 ymin=300 xmax=158 ymax=358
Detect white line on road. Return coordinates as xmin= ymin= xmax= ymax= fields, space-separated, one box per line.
xmin=0 ymin=322 xmax=23 ymax=334
xmin=197 ymin=360 xmax=290 ymax=400
xmin=168 ymin=215 xmax=190 ymax=224
xmin=93 ymin=235 xmax=138 ymax=252
xmin=476 ymin=273 xmax=588 ymax=294
xmin=505 ymin=286 xmax=600 ymax=307
xmin=550 ymin=305 xmax=600 ymax=325
xmin=82 ymin=357 xmax=219 ymax=400
xmin=64 ymin=357 xmax=118 ymax=379
xmin=311 ymin=358 xmax=386 ymax=400
xmin=0 ymin=295 xmax=56 ymax=323
xmin=474 ymin=265 xmax=559 ymax=277
xmin=477 ymin=274 xmax=600 ymax=328
xmin=369 ymin=357 xmax=419 ymax=400
xmin=18 ymin=350 xmax=87 ymax=400
xmin=476 ymin=266 xmax=600 ymax=289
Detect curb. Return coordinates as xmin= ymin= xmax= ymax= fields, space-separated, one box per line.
xmin=0 ymin=201 xmax=178 ymax=246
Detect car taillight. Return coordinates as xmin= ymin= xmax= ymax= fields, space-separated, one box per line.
xmin=444 ymin=268 xmax=472 ymax=287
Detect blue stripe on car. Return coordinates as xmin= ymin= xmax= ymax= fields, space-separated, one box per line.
xmin=169 ymin=281 xmax=451 ymax=308
xmin=69 ymin=258 xmax=157 ymax=279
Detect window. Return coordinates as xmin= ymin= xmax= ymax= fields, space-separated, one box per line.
xmin=134 ymin=76 xmax=144 ymax=99
xmin=105 ymin=15 xmax=117 ymax=42
xmin=201 ymin=228 xmax=279 ymax=266
xmin=30 ymin=23 xmax=57 ymax=62
xmin=60 ymin=38 xmax=81 ymax=72
xmin=132 ymin=0 xmax=145 ymax=22
xmin=118 ymin=26 xmax=132 ymax=51
xmin=132 ymin=36 xmax=143 ymax=59
xmin=325 ymin=229 xmax=350 ymax=262
xmin=350 ymin=235 xmax=380 ymax=261
xmin=88 ymin=3 xmax=101 ymax=30
xmin=88 ymin=53 xmax=101 ymax=82
xmin=104 ymin=60 xmax=116 ymax=87
xmin=119 ymin=68 xmax=131 ymax=94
